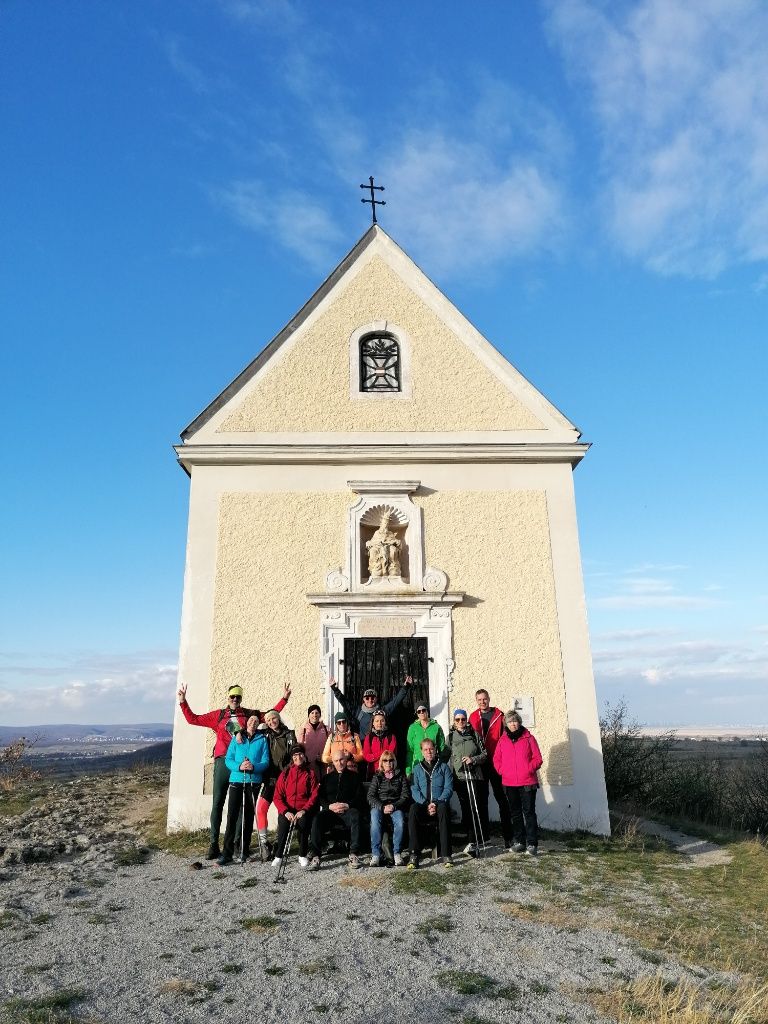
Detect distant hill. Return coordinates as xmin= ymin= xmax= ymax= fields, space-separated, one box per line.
xmin=0 ymin=724 xmax=173 ymax=747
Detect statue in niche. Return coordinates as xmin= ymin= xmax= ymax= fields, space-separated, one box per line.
xmin=366 ymin=512 xmax=402 ymax=578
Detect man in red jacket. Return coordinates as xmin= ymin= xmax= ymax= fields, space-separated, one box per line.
xmin=469 ymin=688 xmax=513 ymax=851
xmin=177 ymin=680 xmax=291 ymax=859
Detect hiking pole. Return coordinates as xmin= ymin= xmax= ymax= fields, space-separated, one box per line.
xmin=274 ymin=814 xmax=297 ymax=884
xmin=239 ymin=773 xmax=248 ymax=863
xmin=466 ymin=773 xmax=487 ymax=858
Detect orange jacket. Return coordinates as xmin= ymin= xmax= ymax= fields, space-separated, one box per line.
xmin=321 ymin=730 xmax=364 ymax=771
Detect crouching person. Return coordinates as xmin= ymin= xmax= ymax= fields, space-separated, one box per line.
xmin=219 ymin=715 xmax=270 ymax=865
xmin=272 ymin=744 xmax=319 ymax=870
xmin=308 ymin=751 xmax=363 ymax=870
xmin=408 ymin=738 xmax=454 ymax=869
xmin=368 ymin=752 xmax=409 ymax=867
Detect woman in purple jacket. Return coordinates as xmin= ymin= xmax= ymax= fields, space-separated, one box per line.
xmin=492 ymin=710 xmax=543 ymax=855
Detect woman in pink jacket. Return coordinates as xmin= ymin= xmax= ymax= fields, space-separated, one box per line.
xmin=492 ymin=710 xmax=543 ymax=855
xmin=295 ymin=705 xmax=330 ymax=781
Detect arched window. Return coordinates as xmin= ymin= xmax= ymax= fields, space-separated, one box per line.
xmin=359 ymin=333 xmax=401 ymax=393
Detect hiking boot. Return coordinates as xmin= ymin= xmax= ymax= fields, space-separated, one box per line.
xmin=437 ymin=856 xmax=454 ymax=868
xmin=511 ymin=842 xmax=526 ymax=853
xmin=217 ymin=853 xmax=232 ymax=866
xmin=298 ymin=856 xmax=309 ymax=869
xmin=393 ymin=854 xmax=404 ymax=867
xmin=308 ymin=856 xmax=320 ymax=871
xmin=407 ymin=856 xmax=419 ymax=871
xmin=348 ymin=854 xmax=361 ymax=870
xmin=526 ymin=846 xmax=538 ymax=857
xmin=369 ymin=855 xmax=381 ymax=867
xmin=206 ymin=843 xmax=221 ymax=860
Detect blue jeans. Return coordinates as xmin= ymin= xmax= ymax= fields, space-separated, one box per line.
xmin=370 ymin=807 xmax=404 ymax=856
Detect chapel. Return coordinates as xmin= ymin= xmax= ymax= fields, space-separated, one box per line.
xmin=167 ymin=225 xmax=609 ymax=834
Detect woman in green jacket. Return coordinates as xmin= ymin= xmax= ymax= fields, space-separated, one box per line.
xmin=405 ymin=703 xmax=446 ymax=775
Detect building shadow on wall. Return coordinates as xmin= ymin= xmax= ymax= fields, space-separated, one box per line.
xmin=540 ymin=727 xmax=609 ymax=835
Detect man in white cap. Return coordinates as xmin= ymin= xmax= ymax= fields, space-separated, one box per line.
xmin=177 ymin=680 xmax=291 ymax=859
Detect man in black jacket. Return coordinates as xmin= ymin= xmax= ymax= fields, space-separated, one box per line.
xmin=329 ymin=675 xmax=413 ymax=739
xmin=308 ymin=750 xmax=363 ymax=870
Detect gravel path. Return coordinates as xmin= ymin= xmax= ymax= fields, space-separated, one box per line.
xmin=0 ymin=774 xmax=720 ymax=1024
xmin=632 ymin=818 xmax=733 ymax=867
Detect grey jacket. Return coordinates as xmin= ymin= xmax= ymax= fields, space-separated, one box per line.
xmin=447 ymin=726 xmax=487 ymax=782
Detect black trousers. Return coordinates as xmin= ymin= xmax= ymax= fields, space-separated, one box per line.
xmin=488 ymin=765 xmax=513 ymax=845
xmin=275 ymin=812 xmax=313 ymax=857
xmin=454 ymin=778 xmax=489 ymax=844
xmin=222 ymin=782 xmax=257 ymax=858
xmin=504 ymin=785 xmax=538 ymax=848
xmin=309 ymin=807 xmax=361 ymax=857
xmin=408 ymin=801 xmax=451 ymax=858
xmin=210 ymin=756 xmax=231 ymax=844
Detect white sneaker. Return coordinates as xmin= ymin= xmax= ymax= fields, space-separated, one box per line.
xmin=463 ymin=842 xmax=476 ymax=856
xmin=272 ymin=856 xmax=282 ymax=867
xmin=393 ymin=854 xmax=404 ymax=866
xmin=298 ymin=856 xmax=309 ymax=868
xmin=369 ymin=855 xmax=381 ymax=867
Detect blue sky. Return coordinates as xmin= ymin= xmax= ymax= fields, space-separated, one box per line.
xmin=2 ymin=0 xmax=766 ymax=728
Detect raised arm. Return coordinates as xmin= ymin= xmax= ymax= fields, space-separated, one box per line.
xmin=329 ymin=677 xmax=354 ymax=716
xmin=383 ymin=675 xmax=412 ymax=717
xmin=177 ymin=683 xmax=219 ymax=730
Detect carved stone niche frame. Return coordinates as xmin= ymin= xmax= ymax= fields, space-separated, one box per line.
xmin=346 ymin=480 xmax=424 ymax=591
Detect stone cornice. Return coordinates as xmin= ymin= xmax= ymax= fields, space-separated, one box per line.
xmin=175 ymin=442 xmax=590 ymax=473
xmin=306 ymin=592 xmax=465 ymax=608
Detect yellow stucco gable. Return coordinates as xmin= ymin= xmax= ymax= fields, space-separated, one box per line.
xmin=217 ymin=254 xmax=546 ymax=434
xmin=219 ymin=258 xmax=548 ymax=434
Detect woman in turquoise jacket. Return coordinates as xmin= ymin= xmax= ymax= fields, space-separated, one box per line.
xmin=219 ymin=716 xmax=270 ymax=865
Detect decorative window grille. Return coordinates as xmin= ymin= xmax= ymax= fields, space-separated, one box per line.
xmin=359 ymin=333 xmax=401 ymax=392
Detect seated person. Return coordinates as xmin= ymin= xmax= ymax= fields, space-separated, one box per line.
xmin=321 ymin=713 xmax=364 ymax=772
xmin=219 ymin=715 xmax=270 ymax=865
xmin=368 ymin=751 xmax=409 ymax=867
xmin=272 ymin=743 xmax=319 ymax=870
xmin=408 ymin=738 xmax=454 ymax=869
xmin=308 ymin=750 xmax=363 ymax=870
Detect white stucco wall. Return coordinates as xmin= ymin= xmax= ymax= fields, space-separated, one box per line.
xmin=168 ymin=461 xmax=609 ymax=835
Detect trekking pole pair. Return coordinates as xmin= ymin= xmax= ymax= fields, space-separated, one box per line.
xmin=465 ymin=773 xmax=487 ymax=858
xmin=274 ymin=814 xmax=297 ymax=883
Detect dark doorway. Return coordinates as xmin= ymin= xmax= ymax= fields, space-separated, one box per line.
xmin=342 ymin=637 xmax=429 ymax=754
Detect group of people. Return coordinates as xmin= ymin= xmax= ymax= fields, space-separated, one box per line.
xmin=177 ymin=677 xmax=543 ymax=871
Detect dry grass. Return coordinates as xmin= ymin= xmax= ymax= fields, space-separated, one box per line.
xmin=586 ymin=973 xmax=768 ymax=1023
xmin=337 ymin=873 xmax=384 ymax=891
xmin=158 ymin=978 xmax=200 ymax=997
xmin=496 ymin=899 xmax=598 ymax=931
xmin=242 ymin=915 xmax=279 ymax=932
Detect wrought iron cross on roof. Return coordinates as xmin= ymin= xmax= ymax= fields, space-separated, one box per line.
xmin=360 ymin=175 xmax=385 ymax=224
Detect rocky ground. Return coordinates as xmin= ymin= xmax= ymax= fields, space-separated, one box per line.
xmin=0 ymin=764 xmax=757 ymax=1024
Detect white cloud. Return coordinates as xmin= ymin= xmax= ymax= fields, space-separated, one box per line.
xmin=380 ymin=130 xmax=564 ymax=277
xmin=547 ymin=0 xmax=768 ymax=277
xmin=214 ymin=181 xmax=346 ymax=271
xmin=0 ymin=650 xmax=178 ymax=725
xmin=591 ymin=594 xmax=720 ymax=609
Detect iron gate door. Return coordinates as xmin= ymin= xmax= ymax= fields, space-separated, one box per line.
xmin=342 ymin=637 xmax=429 ymax=754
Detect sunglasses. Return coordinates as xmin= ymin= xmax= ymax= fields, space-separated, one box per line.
xmin=417 ymin=708 xmax=428 ymax=713
xmin=228 ymin=695 xmax=242 ymax=701
xmin=454 ymin=716 xmax=467 ymax=721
